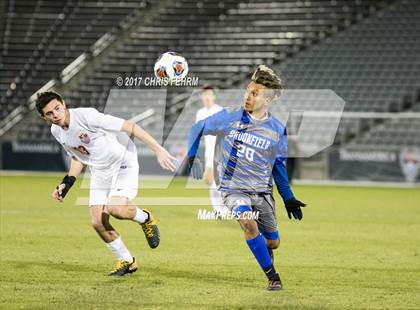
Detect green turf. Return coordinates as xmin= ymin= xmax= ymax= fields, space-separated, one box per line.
xmin=0 ymin=175 xmax=419 ymax=309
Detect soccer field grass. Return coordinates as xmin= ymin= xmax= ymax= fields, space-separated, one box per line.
xmin=0 ymin=174 xmax=419 ymax=309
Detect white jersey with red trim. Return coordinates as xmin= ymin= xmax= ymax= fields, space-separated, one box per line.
xmin=195 ymin=104 xmax=223 ymax=168
xmin=51 ymin=108 xmax=138 ymax=171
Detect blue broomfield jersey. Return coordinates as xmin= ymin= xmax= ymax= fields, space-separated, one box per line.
xmin=188 ymin=107 xmax=294 ymax=203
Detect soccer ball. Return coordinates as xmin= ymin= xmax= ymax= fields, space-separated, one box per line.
xmin=154 ymin=51 xmax=189 ymax=82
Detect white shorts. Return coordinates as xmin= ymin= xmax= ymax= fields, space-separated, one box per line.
xmin=89 ymin=165 xmax=139 ymax=206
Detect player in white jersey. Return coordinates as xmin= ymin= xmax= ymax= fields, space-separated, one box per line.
xmin=195 ymin=84 xmax=224 ymax=214
xmin=36 ymin=91 xmax=177 ymax=276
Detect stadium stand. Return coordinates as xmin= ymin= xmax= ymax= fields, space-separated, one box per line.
xmin=277 ymin=0 xmax=420 ymax=146
xmin=0 ymin=0 xmax=391 ymax=143
xmin=355 ymin=118 xmax=420 ymax=147
xmin=279 ymin=0 xmax=419 ymax=112
xmin=0 ymin=0 xmax=149 ymax=122
xmin=350 ymin=91 xmax=420 ymax=148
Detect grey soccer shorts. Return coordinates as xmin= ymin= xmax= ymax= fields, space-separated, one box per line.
xmin=221 ymin=191 xmax=279 ymax=240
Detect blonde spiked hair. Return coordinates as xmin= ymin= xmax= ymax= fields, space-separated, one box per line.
xmin=251 ymin=65 xmax=283 ymax=98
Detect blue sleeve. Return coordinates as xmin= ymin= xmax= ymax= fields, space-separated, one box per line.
xmin=272 ymin=125 xmax=294 ymax=202
xmin=187 ymin=109 xmax=228 ymax=158
xmin=272 ymin=158 xmax=294 ymax=202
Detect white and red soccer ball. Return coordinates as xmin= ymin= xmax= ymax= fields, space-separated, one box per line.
xmin=154 ymin=51 xmax=189 ymax=82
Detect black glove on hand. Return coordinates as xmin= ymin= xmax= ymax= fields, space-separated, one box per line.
xmin=285 ymin=197 xmax=306 ymax=220
xmin=57 ymin=175 xmax=76 ymax=198
xmin=187 ymin=157 xmax=203 ymax=179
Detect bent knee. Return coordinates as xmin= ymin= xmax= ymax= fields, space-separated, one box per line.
xmin=91 ymin=218 xmax=104 ymax=231
xmin=239 ymin=220 xmax=259 ymax=236
xmin=107 ymin=196 xmax=129 ymax=208
xmin=107 ymin=197 xmax=132 ymax=217
xmin=266 ymin=239 xmax=280 ymax=249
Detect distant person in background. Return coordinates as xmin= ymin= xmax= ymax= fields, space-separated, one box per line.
xmin=195 ymin=84 xmax=225 ymax=214
xmin=399 ymin=146 xmax=420 ymax=182
xmin=35 ymin=91 xmax=176 ymax=276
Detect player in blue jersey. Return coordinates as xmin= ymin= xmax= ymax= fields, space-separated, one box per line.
xmin=187 ymin=65 xmax=306 ymax=290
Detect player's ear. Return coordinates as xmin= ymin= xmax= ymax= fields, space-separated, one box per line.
xmin=41 ymin=114 xmax=51 ymax=123
xmin=264 ymin=92 xmax=271 ymax=105
xmin=264 ymin=89 xmax=275 ymax=105
xmin=37 ymin=109 xmax=47 ymax=120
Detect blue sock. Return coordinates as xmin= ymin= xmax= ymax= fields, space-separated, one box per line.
xmin=246 ymin=233 xmax=273 ymax=270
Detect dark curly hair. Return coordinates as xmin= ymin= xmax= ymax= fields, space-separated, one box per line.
xmin=251 ymin=65 xmax=283 ymax=98
xmin=35 ymin=91 xmax=64 ymax=116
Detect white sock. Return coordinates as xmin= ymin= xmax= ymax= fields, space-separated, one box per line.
xmin=133 ymin=208 xmax=148 ymax=224
xmin=106 ymin=236 xmax=133 ymax=262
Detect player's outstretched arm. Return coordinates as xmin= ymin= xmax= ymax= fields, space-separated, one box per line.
xmin=186 ymin=109 xmax=228 ymax=179
xmin=121 ymin=120 xmax=177 ymax=172
xmin=272 ymin=158 xmax=307 ymax=220
xmin=52 ymin=157 xmax=84 ymax=203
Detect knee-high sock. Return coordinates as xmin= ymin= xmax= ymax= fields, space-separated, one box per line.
xmin=246 ymin=233 xmax=273 ymax=270
xmin=133 ymin=207 xmax=148 ymax=223
xmin=209 ymin=181 xmax=223 ymax=212
xmin=106 ymin=236 xmax=133 ymax=262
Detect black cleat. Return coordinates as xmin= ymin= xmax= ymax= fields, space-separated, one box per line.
xmin=267 ymin=273 xmax=283 ymax=291
xmin=108 ymin=257 xmax=138 ymax=276
xmin=140 ymin=209 xmax=160 ymax=249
